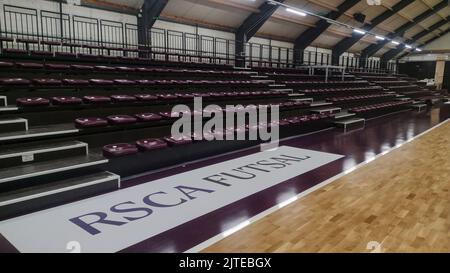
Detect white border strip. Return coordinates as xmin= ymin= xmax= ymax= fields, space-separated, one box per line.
xmin=0 ymin=159 xmax=109 ymax=184
xmin=0 ymin=173 xmax=120 ymax=206
xmin=0 ymin=129 xmax=79 ymax=141
xmin=185 ymin=119 xmax=449 ymax=253
xmin=0 ymin=118 xmax=27 ymax=125
xmin=0 ymin=141 xmax=87 ymax=159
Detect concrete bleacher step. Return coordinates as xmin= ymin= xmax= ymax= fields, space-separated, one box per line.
xmin=0 ymin=96 xmax=6 ymax=107
xmin=310 ymin=102 xmax=334 ymax=108
xmin=0 ymin=123 xmax=78 ymax=143
xmin=0 ymin=140 xmax=88 ymax=168
xmin=311 ymin=107 xmax=342 ymax=115
xmin=334 ymin=112 xmax=356 ymax=120
xmin=271 ymin=88 xmax=293 ymax=92
xmin=269 ymin=84 xmax=286 ymax=87
xmin=395 ymin=97 xmax=411 ymax=101
xmin=410 ymin=104 xmax=427 ymax=111
xmin=0 ymin=171 xmax=120 ymax=220
xmin=291 ymin=97 xmax=314 ymax=104
xmin=0 ymin=118 xmax=28 ymax=134
xmin=334 ymin=118 xmax=366 ymax=131
xmin=0 ymin=153 xmax=108 ymax=185
xmin=0 ymin=106 xmax=19 ymax=113
xmin=233 ymin=66 xmax=252 ymax=70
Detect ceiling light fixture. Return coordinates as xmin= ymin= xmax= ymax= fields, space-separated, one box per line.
xmin=353 ymin=29 xmax=366 ymax=35
xmin=286 ymin=8 xmax=306 ymax=17
xmin=391 ymin=41 xmax=400 ymax=45
xmin=375 ymin=36 xmax=385 ymax=40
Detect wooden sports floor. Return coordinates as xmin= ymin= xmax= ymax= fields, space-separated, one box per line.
xmin=203 ymin=120 xmax=450 ymax=253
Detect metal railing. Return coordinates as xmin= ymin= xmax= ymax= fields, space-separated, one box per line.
xmin=0 ymin=3 xmax=397 ymax=73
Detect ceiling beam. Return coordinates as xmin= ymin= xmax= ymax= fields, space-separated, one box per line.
xmin=381 ymin=16 xmax=450 ymax=64
xmin=292 ymin=0 xmax=360 ymax=64
xmin=235 ymin=0 xmax=285 ymax=66
xmin=138 ymin=0 xmax=168 ymax=45
xmin=360 ymin=0 xmax=448 ymax=62
xmin=331 ymin=0 xmax=415 ymax=65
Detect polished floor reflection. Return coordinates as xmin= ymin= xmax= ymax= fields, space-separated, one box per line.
xmin=122 ymin=108 xmax=448 ymax=252
xmin=203 ymin=117 xmax=450 ymax=252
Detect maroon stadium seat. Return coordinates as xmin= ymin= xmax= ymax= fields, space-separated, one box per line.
xmin=51 ymin=96 xmax=83 ymax=105
xmin=110 ymin=95 xmax=137 ymax=103
xmin=136 ymin=138 xmax=168 ymax=152
xmin=134 ymin=113 xmax=163 ymax=122
xmin=103 ymin=143 xmax=139 ymax=158
xmin=16 ymin=97 xmax=50 ymax=107
xmin=75 ymin=117 xmax=108 ymax=128
xmin=83 ymin=96 xmax=112 ymax=104
xmin=163 ymin=136 xmax=193 ymax=146
xmin=0 ymin=78 xmax=31 ymax=85
xmin=107 ymin=115 xmax=138 ymax=125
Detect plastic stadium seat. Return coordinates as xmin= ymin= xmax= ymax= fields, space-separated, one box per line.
xmin=0 ymin=78 xmax=31 ymax=85
xmin=157 ymin=94 xmax=178 ymax=100
xmin=163 ymin=136 xmax=193 ymax=146
xmin=16 ymin=38 xmax=38 ymax=44
xmin=136 ymin=138 xmax=168 ymax=152
xmin=31 ymin=50 xmax=53 ymax=57
xmin=75 ymin=117 xmax=108 ymax=128
xmin=62 ymin=79 xmax=90 ymax=86
xmin=134 ymin=94 xmax=158 ymax=101
xmin=0 ymin=61 xmax=14 ymax=68
xmin=46 ymin=63 xmax=71 ymax=70
xmin=89 ymin=79 xmax=114 ymax=85
xmin=159 ymin=111 xmax=180 ymax=119
xmin=51 ymin=96 xmax=83 ymax=105
xmin=110 ymin=95 xmax=137 ymax=103
xmin=71 ymin=64 xmax=94 ymax=71
xmin=116 ymin=66 xmax=136 ymax=72
xmin=16 ymin=62 xmax=44 ymax=69
xmin=33 ymin=78 xmax=62 ymax=86
xmin=78 ymin=53 xmax=98 ymax=59
xmin=137 ymin=80 xmax=156 ymax=86
xmin=107 ymin=115 xmax=138 ymax=125
xmin=55 ymin=52 xmax=77 ymax=58
xmin=95 ymin=66 xmax=116 ymax=72
xmin=135 ymin=113 xmax=163 ymax=122
xmin=114 ymin=79 xmax=136 ymax=85
xmin=16 ymin=97 xmax=50 ymax=107
xmin=83 ymin=96 xmax=111 ymax=104
xmin=3 ymin=48 xmax=27 ymax=55
xmin=102 ymin=143 xmax=139 ymax=158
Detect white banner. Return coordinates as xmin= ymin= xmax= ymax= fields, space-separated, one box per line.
xmin=0 ymin=146 xmax=343 ymax=253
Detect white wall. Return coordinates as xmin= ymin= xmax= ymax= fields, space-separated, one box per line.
xmin=424 ymin=32 xmax=450 ymax=51
xmin=0 ymin=0 xmax=137 ymax=50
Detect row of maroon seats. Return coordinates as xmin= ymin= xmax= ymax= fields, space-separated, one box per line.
xmin=302 ymin=86 xmax=383 ymax=94
xmin=374 ymin=81 xmax=410 ymax=86
xmin=283 ymin=81 xmax=367 ymax=87
xmin=1 ymin=47 xmax=233 ymax=66
xmin=349 ymin=101 xmax=412 ymax=113
xmin=101 ymin=112 xmax=334 ymax=158
xmin=0 ymin=78 xmax=269 ymax=87
xmin=326 ymin=94 xmax=395 ymax=103
xmin=0 ymin=61 xmax=247 ymax=76
xmin=15 ymin=91 xmax=289 ymax=107
xmin=74 ymin=101 xmax=314 ymax=129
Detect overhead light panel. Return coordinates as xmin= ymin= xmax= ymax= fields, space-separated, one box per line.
xmin=286 ymin=8 xmax=306 ymax=17
xmin=353 ymin=29 xmax=366 ymax=35
xmin=405 ymin=44 xmax=412 ymax=49
xmin=391 ymin=41 xmax=400 ymax=45
xmin=415 ymin=48 xmax=422 ymax=52
xmin=375 ymin=36 xmax=385 ymax=40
